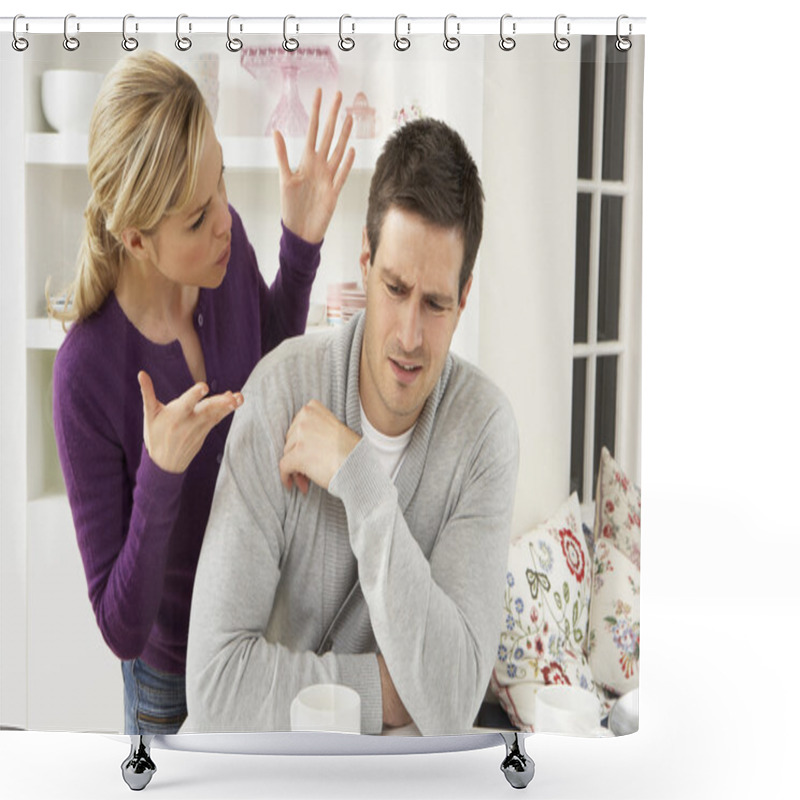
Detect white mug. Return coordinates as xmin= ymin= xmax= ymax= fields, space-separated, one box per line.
xmin=290 ymin=684 xmax=361 ymax=734
xmin=533 ymin=685 xmax=602 ymax=737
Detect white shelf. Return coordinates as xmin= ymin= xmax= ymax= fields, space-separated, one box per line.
xmin=26 ymin=133 xmax=89 ymax=166
xmin=26 ymin=133 xmax=383 ymax=171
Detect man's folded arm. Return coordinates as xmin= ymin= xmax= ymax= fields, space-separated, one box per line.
xmin=329 ymin=405 xmax=520 ymax=736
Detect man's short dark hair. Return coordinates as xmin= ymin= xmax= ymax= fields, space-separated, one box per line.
xmin=366 ymin=118 xmax=484 ymax=300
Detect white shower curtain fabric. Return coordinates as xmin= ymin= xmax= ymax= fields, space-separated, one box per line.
xmin=0 ymin=29 xmax=643 ymax=737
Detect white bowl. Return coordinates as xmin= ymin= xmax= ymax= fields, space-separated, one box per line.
xmin=41 ymin=70 xmax=105 ymax=133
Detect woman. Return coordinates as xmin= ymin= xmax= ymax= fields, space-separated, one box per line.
xmin=50 ymin=51 xmax=354 ymax=735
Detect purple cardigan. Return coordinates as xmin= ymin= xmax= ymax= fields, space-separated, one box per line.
xmin=52 ymin=206 xmax=321 ymax=674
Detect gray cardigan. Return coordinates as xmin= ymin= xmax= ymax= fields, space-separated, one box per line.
xmin=183 ymin=311 xmax=519 ymax=735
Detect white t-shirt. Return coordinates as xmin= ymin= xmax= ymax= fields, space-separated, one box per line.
xmin=359 ymin=403 xmax=416 ymax=482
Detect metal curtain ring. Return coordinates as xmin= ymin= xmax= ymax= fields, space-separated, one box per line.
xmin=12 ymin=14 xmax=29 ymax=52
xmin=226 ymin=15 xmax=243 ymax=52
xmin=499 ymin=14 xmax=515 ymax=51
xmin=338 ymin=14 xmax=355 ymax=51
xmin=175 ymin=14 xmax=192 ymax=51
xmin=122 ymin=14 xmax=139 ymax=51
xmin=553 ymin=14 xmax=570 ymax=51
xmin=63 ymin=14 xmax=80 ymax=51
xmin=394 ymin=15 xmax=410 ymax=51
xmin=283 ymin=15 xmax=299 ymax=52
xmin=443 ymin=14 xmax=460 ymax=51
xmin=616 ymin=15 xmax=632 ymax=51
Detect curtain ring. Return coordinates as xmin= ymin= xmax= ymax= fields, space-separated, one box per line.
xmin=616 ymin=15 xmax=632 ymax=51
xmin=175 ymin=14 xmax=192 ymax=51
xmin=443 ymin=14 xmax=460 ymax=51
xmin=283 ymin=15 xmax=299 ymax=52
xmin=226 ymin=15 xmax=243 ymax=52
xmin=499 ymin=14 xmax=515 ymax=51
xmin=553 ymin=14 xmax=570 ymax=51
xmin=338 ymin=14 xmax=355 ymax=51
xmin=12 ymin=15 xmax=29 ymax=52
xmin=63 ymin=13 xmax=80 ymax=51
xmin=122 ymin=14 xmax=139 ymax=51
xmin=394 ymin=15 xmax=411 ymax=51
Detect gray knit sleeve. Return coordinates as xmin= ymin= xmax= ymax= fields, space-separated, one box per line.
xmin=329 ymin=399 xmax=520 ymax=735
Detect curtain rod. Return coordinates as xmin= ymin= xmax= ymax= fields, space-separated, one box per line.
xmin=1 ymin=16 xmax=646 ymax=38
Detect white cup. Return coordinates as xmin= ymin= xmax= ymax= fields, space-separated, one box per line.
xmin=533 ymin=685 xmax=602 ymax=737
xmin=290 ymin=684 xmax=361 ymax=734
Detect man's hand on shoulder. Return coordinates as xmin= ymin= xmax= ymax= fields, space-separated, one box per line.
xmin=279 ymin=400 xmax=360 ymax=494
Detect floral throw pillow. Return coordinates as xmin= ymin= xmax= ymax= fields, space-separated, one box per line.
xmin=594 ymin=447 xmax=641 ymax=569
xmin=491 ymin=493 xmax=597 ymax=731
xmin=588 ymin=538 xmax=640 ymax=694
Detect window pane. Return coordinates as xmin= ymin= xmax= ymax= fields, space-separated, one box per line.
xmin=602 ymin=35 xmax=628 ymax=181
xmin=598 ymin=194 xmax=623 ymax=342
xmin=574 ymin=193 xmax=591 ymax=343
xmin=570 ymin=358 xmax=587 ymax=498
xmin=593 ymin=355 xmax=618 ymax=494
xmin=578 ymin=36 xmax=597 ymax=180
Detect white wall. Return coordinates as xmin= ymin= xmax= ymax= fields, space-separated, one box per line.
xmin=480 ymin=39 xmax=581 ymax=534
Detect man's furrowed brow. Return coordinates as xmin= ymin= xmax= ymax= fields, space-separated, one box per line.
xmin=380 ymin=267 xmax=409 ymax=289
xmin=381 ymin=267 xmax=455 ymax=307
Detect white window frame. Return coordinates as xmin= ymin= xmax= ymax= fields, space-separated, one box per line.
xmin=574 ymin=35 xmax=644 ymax=510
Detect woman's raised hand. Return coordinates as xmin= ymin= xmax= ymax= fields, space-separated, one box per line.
xmin=274 ymin=88 xmax=355 ymax=244
xmin=138 ymin=371 xmax=243 ymax=474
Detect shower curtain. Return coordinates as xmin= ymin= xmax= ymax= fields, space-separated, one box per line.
xmin=0 ymin=18 xmax=643 ymax=743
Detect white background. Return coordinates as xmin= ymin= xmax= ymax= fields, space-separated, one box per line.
xmin=4 ymin=1 xmax=799 ymax=798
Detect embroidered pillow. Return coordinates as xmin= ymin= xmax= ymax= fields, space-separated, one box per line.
xmin=588 ymin=538 xmax=640 ymax=695
xmin=594 ymin=447 xmax=641 ymax=569
xmin=491 ymin=493 xmax=597 ymax=731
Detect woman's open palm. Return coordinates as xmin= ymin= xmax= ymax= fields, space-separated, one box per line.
xmin=274 ymin=88 xmax=355 ymax=244
xmin=138 ymin=371 xmax=243 ymax=474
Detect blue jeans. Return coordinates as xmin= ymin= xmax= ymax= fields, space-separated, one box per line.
xmin=122 ymin=658 xmax=187 ymax=735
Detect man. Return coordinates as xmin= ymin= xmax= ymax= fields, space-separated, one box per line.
xmin=184 ymin=119 xmax=519 ymax=736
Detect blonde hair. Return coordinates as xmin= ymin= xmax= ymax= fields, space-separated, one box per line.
xmin=49 ymin=51 xmax=209 ymax=324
